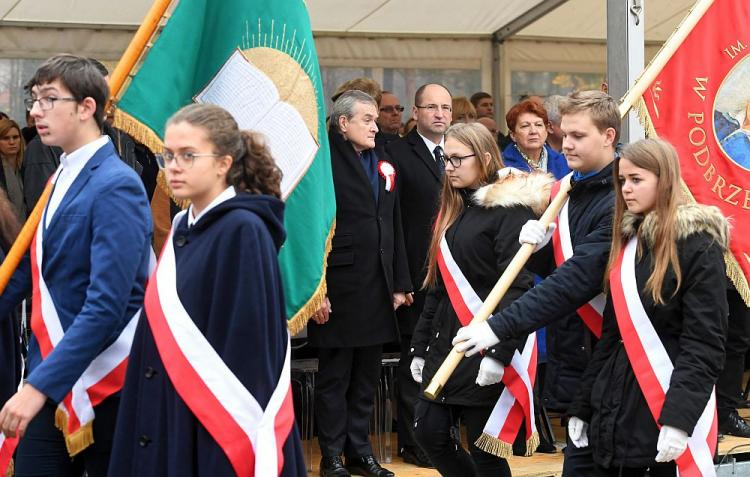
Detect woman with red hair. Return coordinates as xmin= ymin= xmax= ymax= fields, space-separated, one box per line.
xmin=502 ymin=99 xmax=569 ymax=179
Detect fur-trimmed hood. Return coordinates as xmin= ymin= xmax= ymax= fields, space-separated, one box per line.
xmin=621 ymin=203 xmax=730 ymax=249
xmin=473 ymin=171 xmax=556 ymax=216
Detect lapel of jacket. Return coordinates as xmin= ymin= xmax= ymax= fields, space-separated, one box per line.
xmin=407 ymin=128 xmax=442 ymax=182
xmin=44 ymin=141 xmax=112 ymax=238
xmin=332 ymin=130 xmax=379 ymax=210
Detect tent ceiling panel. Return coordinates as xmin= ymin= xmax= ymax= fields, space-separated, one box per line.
xmin=308 ymin=0 xmax=546 ymax=35
xmin=0 ymin=0 xmax=152 ymax=26
xmin=517 ymin=0 xmax=696 ymax=41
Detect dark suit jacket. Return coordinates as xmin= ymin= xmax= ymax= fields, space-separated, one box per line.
xmin=385 ymin=127 xmax=443 ymax=335
xmin=308 ymin=129 xmax=411 ymax=348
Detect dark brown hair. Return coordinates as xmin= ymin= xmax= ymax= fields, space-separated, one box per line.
xmin=167 ymin=104 xmax=282 ymax=198
xmin=25 ymin=54 xmax=109 ymax=130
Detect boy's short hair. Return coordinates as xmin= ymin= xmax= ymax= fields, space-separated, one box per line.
xmin=559 ymin=90 xmax=621 ymax=143
xmin=25 ymin=54 xmax=109 ymax=130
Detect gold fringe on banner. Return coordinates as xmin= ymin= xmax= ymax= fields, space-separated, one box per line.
xmin=287 ymin=221 xmax=336 ymax=336
xmin=635 ymin=100 xmax=750 ymax=307
xmin=5 ymin=458 xmax=13 ymax=477
xmin=112 ymin=108 xmax=190 ymax=209
xmin=55 ymin=408 xmax=94 ymax=457
xmin=475 ymin=431 xmax=539 ymax=459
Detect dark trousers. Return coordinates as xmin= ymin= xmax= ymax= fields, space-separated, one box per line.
xmin=14 ymin=396 xmax=119 ymax=477
xmin=562 ymin=429 xmax=595 ymax=477
xmin=314 ymin=345 xmax=382 ymax=458
xmin=593 ymin=461 xmax=676 ymax=476
xmin=396 ymin=336 xmax=419 ymax=450
xmin=717 ymin=288 xmax=750 ymax=423
xmin=413 ymin=399 xmax=511 ymax=477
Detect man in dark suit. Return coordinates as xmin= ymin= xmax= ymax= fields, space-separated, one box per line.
xmin=384 ymin=83 xmax=452 ymax=467
xmin=310 ymin=90 xmax=412 ymax=477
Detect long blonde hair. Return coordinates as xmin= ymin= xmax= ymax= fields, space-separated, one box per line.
xmin=423 ymin=123 xmax=503 ymax=288
xmin=605 ymin=138 xmax=683 ymax=304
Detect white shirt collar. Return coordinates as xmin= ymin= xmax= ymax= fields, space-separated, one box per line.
xmin=187 ymin=185 xmax=237 ymax=227
xmin=417 ymin=131 xmax=445 ymax=156
xmin=58 ymin=135 xmax=110 ymax=176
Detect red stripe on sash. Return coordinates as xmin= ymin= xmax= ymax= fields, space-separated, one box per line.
xmin=145 ymin=275 xmax=255 ymax=476
xmin=29 ymin=234 xmax=53 ymax=357
xmin=437 ymin=248 xmax=474 ymax=326
xmin=550 ymin=180 xmax=603 ymax=338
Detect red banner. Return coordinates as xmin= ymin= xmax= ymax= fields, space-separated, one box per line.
xmin=642 ymin=0 xmax=750 ymax=296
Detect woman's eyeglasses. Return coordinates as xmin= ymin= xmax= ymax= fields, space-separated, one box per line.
xmin=443 ymin=153 xmax=475 ymax=168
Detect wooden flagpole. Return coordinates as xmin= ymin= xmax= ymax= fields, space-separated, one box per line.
xmin=424 ymin=174 xmax=573 ymax=400
xmin=0 ymin=0 xmax=173 ymax=294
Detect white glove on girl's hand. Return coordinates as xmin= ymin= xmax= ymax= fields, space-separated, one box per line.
xmin=476 ymin=357 xmax=505 ymax=386
xmin=655 ymin=425 xmax=688 ymax=463
xmin=452 ymin=321 xmax=501 ymax=357
xmin=568 ymin=417 xmax=589 ymax=448
xmin=410 ymin=357 xmax=425 ymax=383
xmin=519 ymin=220 xmax=557 ymax=252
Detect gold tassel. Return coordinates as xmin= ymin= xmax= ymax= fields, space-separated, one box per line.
xmin=5 ymin=458 xmax=13 ymax=477
xmin=474 ymin=431 xmax=540 ymax=459
xmin=54 ymin=408 xmax=95 ymax=457
xmin=474 ymin=432 xmax=513 ymax=459
xmin=287 ymin=220 xmax=336 ymax=336
xmin=632 ymin=96 xmax=658 ymax=139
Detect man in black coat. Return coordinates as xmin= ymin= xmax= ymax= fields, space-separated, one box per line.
xmin=453 ymin=90 xmax=621 ymax=477
xmin=375 ymin=91 xmax=403 ymax=148
xmin=384 ymin=83 xmax=451 ymax=467
xmin=309 ymin=90 xmax=412 ymax=477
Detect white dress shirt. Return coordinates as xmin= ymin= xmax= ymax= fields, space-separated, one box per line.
xmin=45 ymin=136 xmax=110 ymax=228
xmin=418 ymin=132 xmax=446 ymax=160
xmin=187 ymin=186 xmax=237 ymax=227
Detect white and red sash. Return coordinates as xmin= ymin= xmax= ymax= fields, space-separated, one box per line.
xmin=610 ymin=237 xmax=718 ymax=476
xmin=144 ymin=213 xmax=295 ymax=477
xmin=30 ymin=207 xmax=141 ymax=456
xmin=550 ymin=180 xmax=604 ymax=338
xmin=436 ymin=236 xmax=539 ymax=457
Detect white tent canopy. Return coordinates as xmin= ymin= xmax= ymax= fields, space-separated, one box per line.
xmin=0 ymin=0 xmax=697 ymax=123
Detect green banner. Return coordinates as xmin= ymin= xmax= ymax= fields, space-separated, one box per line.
xmin=115 ymin=0 xmax=335 ymax=333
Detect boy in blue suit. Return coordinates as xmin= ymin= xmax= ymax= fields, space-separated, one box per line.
xmin=0 ymin=55 xmax=152 ymax=476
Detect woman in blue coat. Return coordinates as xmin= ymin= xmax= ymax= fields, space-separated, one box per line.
xmin=110 ymin=104 xmax=305 ymax=476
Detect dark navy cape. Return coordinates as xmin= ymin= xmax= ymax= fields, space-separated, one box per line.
xmin=109 ymin=193 xmax=305 ymax=476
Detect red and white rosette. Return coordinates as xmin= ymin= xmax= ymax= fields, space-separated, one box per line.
xmin=378 ymin=160 xmax=396 ymax=192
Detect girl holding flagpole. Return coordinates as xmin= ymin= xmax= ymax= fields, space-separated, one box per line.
xmin=409 ymin=122 xmax=553 ymax=476
xmin=567 ymin=138 xmax=728 ymax=476
xmin=110 ymin=103 xmax=306 ymax=477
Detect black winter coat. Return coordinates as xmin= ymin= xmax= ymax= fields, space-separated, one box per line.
xmin=386 ymin=128 xmax=444 ymax=335
xmin=411 ymin=172 xmax=553 ymax=406
xmin=568 ymin=204 xmax=729 ymax=469
xmin=487 ymin=163 xmax=615 ymax=411
xmin=308 ymin=129 xmax=412 ymax=348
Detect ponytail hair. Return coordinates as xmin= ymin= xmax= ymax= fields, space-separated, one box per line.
xmin=167 ymin=103 xmax=283 ymax=198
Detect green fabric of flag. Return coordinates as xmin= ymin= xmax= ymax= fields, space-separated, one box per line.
xmin=114 ymin=0 xmax=335 ymax=333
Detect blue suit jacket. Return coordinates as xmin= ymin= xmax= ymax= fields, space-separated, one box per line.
xmin=0 ymin=139 xmax=152 ymax=403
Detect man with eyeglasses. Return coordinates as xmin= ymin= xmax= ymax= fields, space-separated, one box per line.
xmin=384 ymin=83 xmax=452 ymax=469
xmin=0 ymin=54 xmax=152 ymax=476
xmin=375 ymin=91 xmax=404 ymax=148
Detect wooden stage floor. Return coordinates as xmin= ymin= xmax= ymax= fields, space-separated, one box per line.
xmin=303 ymin=408 xmax=750 ymax=476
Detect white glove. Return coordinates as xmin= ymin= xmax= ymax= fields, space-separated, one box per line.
xmin=519 ymin=220 xmax=556 ymax=252
xmin=410 ymin=357 xmax=425 ymax=383
xmin=476 ymin=356 xmax=505 ymax=386
xmin=452 ymin=321 xmax=500 ymax=357
xmin=568 ymin=417 xmax=589 ymax=448
xmin=655 ymin=425 xmax=688 ymax=463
